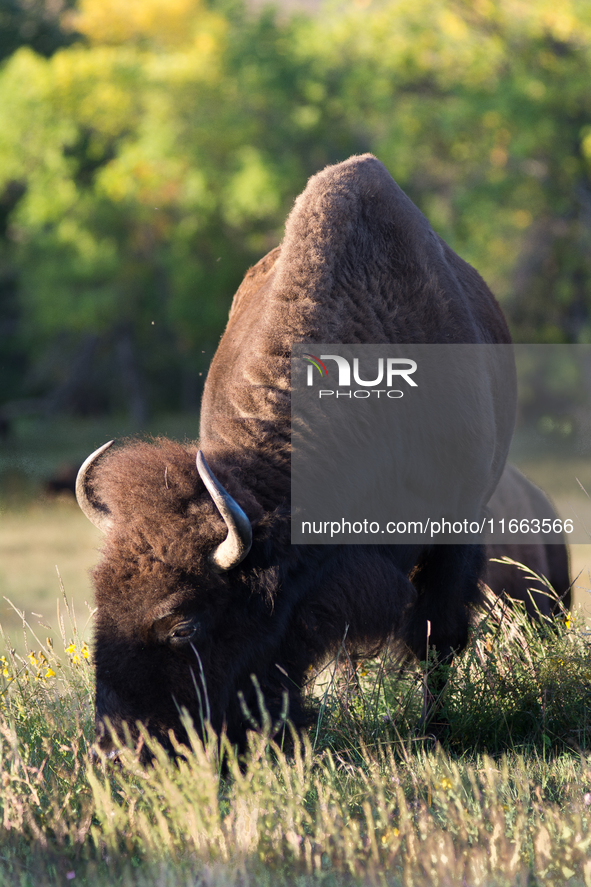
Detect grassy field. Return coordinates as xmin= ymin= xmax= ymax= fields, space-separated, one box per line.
xmin=0 ymin=585 xmax=590 ymax=886
xmin=0 ymin=499 xmax=100 ymax=653
xmin=2 ymin=417 xmax=591 ymax=884
xmin=0 ymin=508 xmax=590 ymax=886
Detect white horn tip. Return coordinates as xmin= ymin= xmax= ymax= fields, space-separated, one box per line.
xmin=76 ymin=440 xmax=115 ymax=533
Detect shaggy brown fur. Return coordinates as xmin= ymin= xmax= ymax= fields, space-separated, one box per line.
xmin=84 ymin=155 xmax=517 ymax=756
xmin=485 ymin=463 xmax=571 ymax=618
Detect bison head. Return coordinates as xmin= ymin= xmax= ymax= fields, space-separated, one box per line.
xmin=76 ymin=438 xmax=279 ymax=759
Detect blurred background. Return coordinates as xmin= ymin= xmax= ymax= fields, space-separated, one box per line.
xmin=1 ymin=0 xmax=591 ymax=648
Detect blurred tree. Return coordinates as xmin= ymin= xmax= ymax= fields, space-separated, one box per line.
xmin=0 ymin=182 xmax=26 ymax=402
xmin=0 ymin=0 xmax=77 ymax=62
xmin=0 ymin=0 xmax=368 ymax=419
xmin=0 ymin=0 xmax=590 ymax=422
xmin=314 ymin=0 xmax=591 ymax=342
xmin=0 ymin=0 xmax=78 ymax=424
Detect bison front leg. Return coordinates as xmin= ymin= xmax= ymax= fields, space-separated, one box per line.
xmin=405 ymin=543 xmax=486 ymax=731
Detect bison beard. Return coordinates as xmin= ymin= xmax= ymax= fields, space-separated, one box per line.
xmin=78 ymin=154 xmax=517 ymax=758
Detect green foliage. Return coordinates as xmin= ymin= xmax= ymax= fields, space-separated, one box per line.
xmin=1 ymin=0 xmax=591 ymax=417
xmin=444 ymin=591 xmax=591 ymax=752
xmin=318 ymin=0 xmax=591 ymax=339
xmin=310 ymin=579 xmax=591 ymax=759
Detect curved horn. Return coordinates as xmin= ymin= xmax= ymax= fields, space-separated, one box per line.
xmin=196 ymin=451 xmax=252 ymax=572
xmin=76 ymin=440 xmax=114 ymax=533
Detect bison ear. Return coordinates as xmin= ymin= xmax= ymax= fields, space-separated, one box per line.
xmin=196 ymin=451 xmax=253 ymax=572
xmin=76 ymin=441 xmax=114 ymax=533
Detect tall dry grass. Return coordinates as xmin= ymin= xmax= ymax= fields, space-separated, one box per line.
xmin=0 ymin=568 xmax=590 ymax=885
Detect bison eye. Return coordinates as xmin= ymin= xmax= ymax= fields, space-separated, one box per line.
xmin=168 ymin=623 xmax=200 ymax=647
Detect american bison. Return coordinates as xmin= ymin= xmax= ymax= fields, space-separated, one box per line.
xmin=485 ymin=463 xmax=571 ymax=618
xmin=77 ymin=155 xmax=516 ymax=756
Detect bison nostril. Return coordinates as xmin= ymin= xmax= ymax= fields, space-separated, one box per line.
xmin=105 ymin=749 xmax=123 ymax=768
xmin=89 ymin=744 xmax=123 ymax=767
xmin=91 ymin=726 xmax=125 ymax=766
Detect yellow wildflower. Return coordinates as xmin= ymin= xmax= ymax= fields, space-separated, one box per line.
xmin=380 ymin=827 xmax=399 ymax=844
